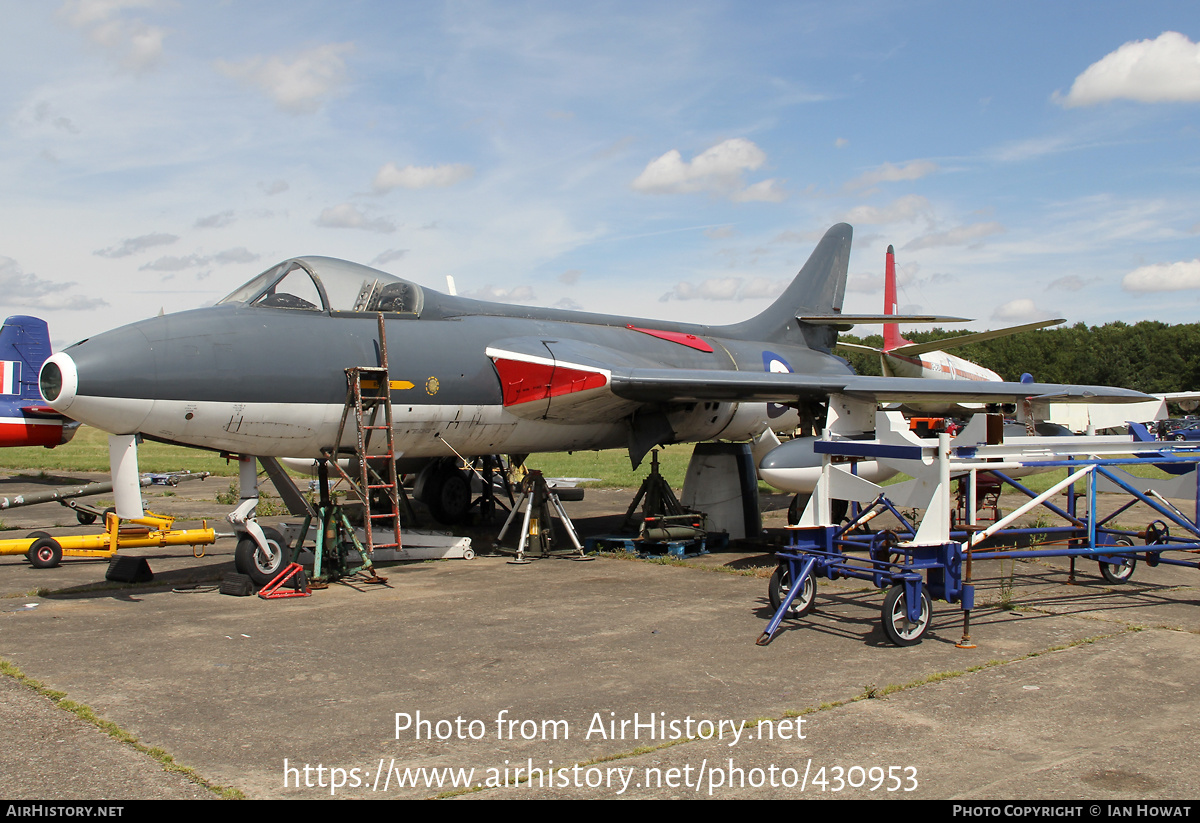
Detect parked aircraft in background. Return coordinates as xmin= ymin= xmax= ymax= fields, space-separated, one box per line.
xmin=837 ymin=245 xmax=1064 ymax=382
xmin=0 ymin=316 xmax=76 ymax=449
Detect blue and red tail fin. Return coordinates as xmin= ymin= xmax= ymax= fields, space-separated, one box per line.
xmin=0 ymin=316 xmax=53 ymax=404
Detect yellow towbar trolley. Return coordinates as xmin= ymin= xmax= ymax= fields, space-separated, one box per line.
xmin=0 ymin=512 xmax=216 ymax=568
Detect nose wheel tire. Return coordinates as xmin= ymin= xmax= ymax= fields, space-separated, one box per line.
xmin=234 ymin=526 xmax=291 ymax=587
xmin=768 ymin=564 xmax=816 ymax=618
xmin=881 ymin=583 xmax=932 ymax=646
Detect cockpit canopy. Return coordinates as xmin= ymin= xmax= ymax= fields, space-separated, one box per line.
xmin=217 ymin=257 xmax=424 ymax=316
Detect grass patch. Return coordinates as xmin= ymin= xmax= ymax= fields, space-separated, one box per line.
xmin=0 ymin=426 xmax=242 ymax=476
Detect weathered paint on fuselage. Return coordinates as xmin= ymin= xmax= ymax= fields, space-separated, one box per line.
xmin=51 ymin=300 xmax=844 ymax=459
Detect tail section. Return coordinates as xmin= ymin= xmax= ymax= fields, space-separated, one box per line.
xmin=0 ymin=316 xmax=52 ymax=403
xmin=881 ymin=245 xmax=910 ymax=352
xmin=724 ymin=223 xmax=852 ymax=350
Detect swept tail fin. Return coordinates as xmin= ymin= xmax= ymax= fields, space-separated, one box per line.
xmin=0 ymin=316 xmax=52 ymax=402
xmin=723 ymin=223 xmax=852 ymax=350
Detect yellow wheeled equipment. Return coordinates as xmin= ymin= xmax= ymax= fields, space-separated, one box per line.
xmin=0 ymin=512 xmax=216 ymax=568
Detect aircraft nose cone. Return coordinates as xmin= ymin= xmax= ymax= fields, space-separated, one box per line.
xmin=39 ymin=352 xmax=77 ymax=410
xmin=41 ymin=327 xmax=156 ymax=435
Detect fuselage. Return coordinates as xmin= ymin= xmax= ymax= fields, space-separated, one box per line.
xmin=881 ymin=349 xmax=1001 ymax=382
xmin=40 ymin=256 xmax=848 ymax=459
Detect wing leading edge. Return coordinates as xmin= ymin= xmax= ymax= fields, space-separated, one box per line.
xmin=606 ymin=369 xmax=1152 ymax=406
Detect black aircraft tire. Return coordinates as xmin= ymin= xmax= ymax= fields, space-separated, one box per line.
xmin=234 ymin=527 xmax=290 ymax=587
xmin=881 ymin=584 xmax=932 ymax=647
xmin=75 ymin=510 xmax=98 ymax=526
xmin=28 ymin=537 xmax=63 ymax=569
xmin=768 ymin=564 xmax=816 ymax=618
xmin=428 ymin=466 xmax=472 ymax=525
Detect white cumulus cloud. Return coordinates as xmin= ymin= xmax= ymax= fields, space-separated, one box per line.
xmin=904 ymin=222 xmax=1004 ymax=250
xmin=218 ymin=43 xmax=354 ymax=114
xmin=60 ymin=0 xmax=166 ymax=72
xmin=992 ymin=298 xmax=1053 ymax=323
xmin=1058 ymin=31 xmax=1200 ymax=107
xmin=372 ymin=162 xmax=474 ymax=192
xmin=632 ymin=138 xmax=784 ymax=202
xmin=316 ymin=203 xmax=396 ymax=233
xmin=1122 ymin=259 xmax=1200 ymax=292
xmin=842 ymin=195 xmax=932 ymax=226
xmin=659 ymin=276 xmax=787 ymax=302
xmin=846 ymin=160 xmax=939 ymax=191
xmin=462 ymin=285 xmax=536 ymax=303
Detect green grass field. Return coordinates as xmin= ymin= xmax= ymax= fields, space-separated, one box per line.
xmin=0 ymin=426 xmax=696 ymax=488
xmin=0 ymin=425 xmax=1173 ymax=497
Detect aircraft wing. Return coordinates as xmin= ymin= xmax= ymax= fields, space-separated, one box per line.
xmin=607 ymin=369 xmax=1152 ymax=406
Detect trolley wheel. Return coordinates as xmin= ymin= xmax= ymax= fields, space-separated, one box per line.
xmin=768 ymin=564 xmax=816 ymax=618
xmin=22 ymin=531 xmax=50 ymax=564
xmin=234 ymin=527 xmax=291 ymax=587
xmin=75 ymin=510 xmax=98 ymax=526
xmin=28 ymin=537 xmax=63 ymax=569
xmin=786 ymin=494 xmax=809 ymax=526
xmin=881 ymin=583 xmax=932 ymax=646
xmin=1099 ymin=538 xmax=1137 ymax=584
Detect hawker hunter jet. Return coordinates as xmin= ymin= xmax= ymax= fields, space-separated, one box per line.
xmin=39 ymin=223 xmax=1145 ymax=524
xmin=0 ymin=316 xmax=76 ymax=449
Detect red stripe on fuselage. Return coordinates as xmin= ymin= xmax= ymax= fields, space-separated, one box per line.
xmin=0 ymin=420 xmax=62 ymax=447
xmin=625 ymin=325 xmax=714 ymax=352
xmin=492 ymin=359 xmax=608 ymax=406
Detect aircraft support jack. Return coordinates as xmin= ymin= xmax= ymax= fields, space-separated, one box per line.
xmin=497 ymin=470 xmax=588 ymax=564
xmin=622 ymin=449 xmax=686 ymax=531
xmin=303 ymin=459 xmax=388 ymax=586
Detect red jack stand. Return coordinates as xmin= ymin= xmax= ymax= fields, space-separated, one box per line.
xmin=258 ymin=563 xmax=311 ymax=599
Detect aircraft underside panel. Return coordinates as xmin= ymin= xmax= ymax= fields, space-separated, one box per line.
xmin=0 ymin=416 xmax=65 ymax=448
xmin=127 ymin=394 xmax=799 ymax=459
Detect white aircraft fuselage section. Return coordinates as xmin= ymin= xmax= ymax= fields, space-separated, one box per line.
xmin=882 ymin=349 xmax=1001 ymax=382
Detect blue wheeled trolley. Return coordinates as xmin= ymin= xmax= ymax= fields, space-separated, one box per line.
xmin=758 ymin=411 xmax=1200 ymax=647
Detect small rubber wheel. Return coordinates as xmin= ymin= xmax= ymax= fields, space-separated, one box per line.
xmin=881 ymin=583 xmax=932 ymax=646
xmin=28 ymin=537 xmax=63 ymax=569
xmin=23 ymin=531 xmax=50 ymax=564
xmin=768 ymin=564 xmax=816 ymax=618
xmin=75 ymin=510 xmax=98 ymax=526
xmin=233 ymin=526 xmax=290 ymax=587
xmin=1099 ymin=537 xmax=1137 ymax=584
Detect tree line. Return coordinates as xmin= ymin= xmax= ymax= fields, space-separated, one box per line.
xmin=838 ymin=321 xmax=1200 ymax=393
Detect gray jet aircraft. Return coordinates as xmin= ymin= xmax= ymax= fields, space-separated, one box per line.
xmin=39 ymin=223 xmax=1144 ymax=529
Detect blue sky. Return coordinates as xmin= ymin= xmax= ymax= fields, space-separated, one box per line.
xmin=3 ymin=1 xmax=1200 ymax=348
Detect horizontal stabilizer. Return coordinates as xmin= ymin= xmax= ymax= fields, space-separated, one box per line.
xmin=800 ymin=314 xmax=969 ymax=327
xmin=887 ymin=318 xmax=1065 ymax=356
